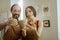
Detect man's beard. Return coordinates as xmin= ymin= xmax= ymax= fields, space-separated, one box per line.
xmin=12 ymin=14 xmax=20 ymax=20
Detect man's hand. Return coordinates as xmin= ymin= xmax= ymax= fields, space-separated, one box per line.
xmin=6 ymin=18 xmax=18 ymax=27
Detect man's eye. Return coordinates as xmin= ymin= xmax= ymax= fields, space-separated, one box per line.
xmin=14 ymin=10 xmax=16 ymax=12
xmin=18 ymin=10 xmax=21 ymax=12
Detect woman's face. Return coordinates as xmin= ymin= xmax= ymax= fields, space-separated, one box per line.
xmin=26 ymin=8 xmax=34 ymax=18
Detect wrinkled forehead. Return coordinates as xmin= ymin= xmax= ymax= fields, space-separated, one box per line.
xmin=13 ymin=5 xmax=21 ymax=11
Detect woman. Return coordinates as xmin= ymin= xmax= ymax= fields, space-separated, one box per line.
xmin=22 ymin=6 xmax=43 ymax=40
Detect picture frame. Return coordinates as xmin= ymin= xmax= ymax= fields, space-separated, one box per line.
xmin=43 ymin=6 xmax=49 ymax=12
xmin=43 ymin=20 xmax=50 ymax=27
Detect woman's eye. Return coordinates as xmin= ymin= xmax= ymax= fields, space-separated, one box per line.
xmin=29 ymin=11 xmax=31 ymax=12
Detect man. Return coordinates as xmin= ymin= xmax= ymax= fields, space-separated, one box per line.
xmin=0 ymin=4 xmax=22 ymax=40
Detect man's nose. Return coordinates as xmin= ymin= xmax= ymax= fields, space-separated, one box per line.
xmin=15 ymin=12 xmax=19 ymax=14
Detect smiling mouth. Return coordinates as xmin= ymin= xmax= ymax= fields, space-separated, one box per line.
xmin=15 ymin=15 xmax=19 ymax=17
xmin=13 ymin=14 xmax=19 ymax=19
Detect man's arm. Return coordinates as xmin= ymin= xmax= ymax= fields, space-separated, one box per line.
xmin=0 ymin=22 xmax=7 ymax=30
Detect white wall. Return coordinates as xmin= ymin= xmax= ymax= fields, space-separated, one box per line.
xmin=23 ymin=0 xmax=58 ymax=40
xmin=0 ymin=0 xmax=10 ymax=40
xmin=57 ymin=0 xmax=60 ymax=40
xmin=0 ymin=0 xmax=58 ymax=40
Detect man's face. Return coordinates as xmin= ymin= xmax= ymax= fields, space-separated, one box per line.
xmin=11 ymin=5 xmax=21 ymax=19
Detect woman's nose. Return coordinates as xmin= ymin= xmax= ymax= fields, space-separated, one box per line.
xmin=27 ymin=12 xmax=30 ymax=14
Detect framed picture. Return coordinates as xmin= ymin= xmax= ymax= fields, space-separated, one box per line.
xmin=43 ymin=6 xmax=49 ymax=12
xmin=43 ymin=20 xmax=50 ymax=27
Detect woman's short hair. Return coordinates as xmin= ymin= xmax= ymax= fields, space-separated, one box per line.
xmin=25 ymin=6 xmax=36 ymax=17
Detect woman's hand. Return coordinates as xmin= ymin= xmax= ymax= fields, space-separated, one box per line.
xmin=21 ymin=28 xmax=26 ymax=37
xmin=26 ymin=23 xmax=36 ymax=30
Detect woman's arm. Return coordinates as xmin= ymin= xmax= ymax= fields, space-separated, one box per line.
xmin=37 ymin=20 xmax=43 ymax=37
xmin=26 ymin=20 xmax=43 ymax=37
